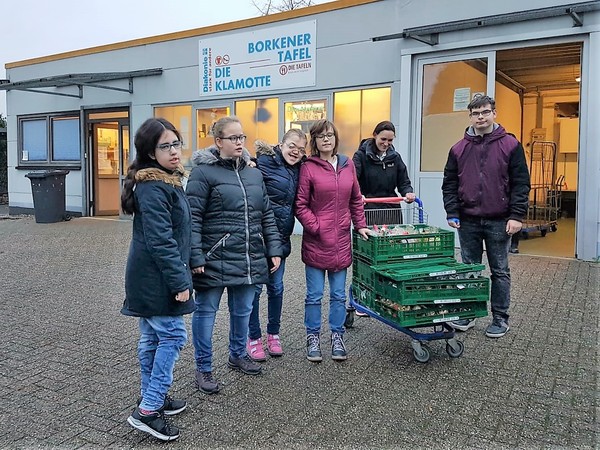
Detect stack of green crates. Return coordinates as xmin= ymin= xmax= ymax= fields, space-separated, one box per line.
xmin=351 ymin=224 xmax=490 ymax=328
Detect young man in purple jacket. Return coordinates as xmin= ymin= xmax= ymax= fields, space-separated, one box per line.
xmin=442 ymin=95 xmax=530 ymax=338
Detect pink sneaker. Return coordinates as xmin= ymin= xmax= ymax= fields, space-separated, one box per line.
xmin=266 ymin=334 xmax=283 ymax=357
xmin=246 ymin=338 xmax=266 ymax=362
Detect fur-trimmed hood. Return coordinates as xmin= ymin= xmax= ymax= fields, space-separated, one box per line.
xmin=254 ymin=140 xmax=276 ymax=157
xmin=135 ymin=165 xmax=187 ymax=187
xmin=192 ymin=145 xmax=253 ymax=166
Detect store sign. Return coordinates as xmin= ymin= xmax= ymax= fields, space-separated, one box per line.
xmin=199 ymin=20 xmax=316 ymax=96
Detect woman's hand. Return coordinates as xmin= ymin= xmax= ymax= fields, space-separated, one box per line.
xmin=175 ymin=290 xmax=190 ymax=302
xmin=357 ymin=227 xmax=371 ymax=240
xmin=270 ymin=256 xmax=281 ymax=273
xmin=404 ymin=193 xmax=416 ymax=203
xmin=191 ymin=266 xmax=205 ymax=274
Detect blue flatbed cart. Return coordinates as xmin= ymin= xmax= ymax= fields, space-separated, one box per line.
xmin=347 ymin=197 xmax=489 ymax=363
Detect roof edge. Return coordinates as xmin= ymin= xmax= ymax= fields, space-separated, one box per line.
xmin=5 ymin=0 xmax=381 ymax=70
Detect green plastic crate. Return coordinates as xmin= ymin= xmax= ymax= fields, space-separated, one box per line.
xmin=352 ymin=257 xmax=485 ymax=286
xmin=353 ymin=275 xmax=489 ymax=305
xmin=352 ymin=284 xmax=488 ymax=327
xmin=352 ymin=224 xmax=455 ymax=264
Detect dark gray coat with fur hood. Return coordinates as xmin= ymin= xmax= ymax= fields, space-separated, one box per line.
xmin=186 ymin=146 xmax=283 ymax=290
xmin=122 ymin=165 xmax=195 ymax=317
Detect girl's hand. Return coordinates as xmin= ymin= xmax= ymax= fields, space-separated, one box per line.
xmin=175 ymin=290 xmax=190 ymax=302
xmin=191 ymin=266 xmax=205 ymax=274
xmin=357 ymin=227 xmax=371 ymax=240
xmin=270 ymin=256 xmax=281 ymax=273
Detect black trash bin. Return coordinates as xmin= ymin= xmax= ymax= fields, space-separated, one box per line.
xmin=25 ymin=170 xmax=71 ymax=223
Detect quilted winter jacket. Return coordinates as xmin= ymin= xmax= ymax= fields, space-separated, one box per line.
xmin=442 ymin=124 xmax=531 ymax=221
xmin=255 ymin=141 xmax=301 ymax=259
xmin=121 ymin=165 xmax=195 ymax=318
xmin=352 ymin=138 xmax=414 ymax=198
xmin=295 ymin=155 xmax=367 ymax=272
xmin=186 ymin=146 xmax=283 ymax=290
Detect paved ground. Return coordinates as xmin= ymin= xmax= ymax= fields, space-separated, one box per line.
xmin=0 ymin=213 xmax=598 ymax=449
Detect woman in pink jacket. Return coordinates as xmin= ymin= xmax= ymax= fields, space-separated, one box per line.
xmin=295 ymin=119 xmax=370 ymax=363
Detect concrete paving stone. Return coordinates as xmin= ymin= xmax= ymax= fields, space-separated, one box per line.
xmin=0 ymin=218 xmax=598 ymax=448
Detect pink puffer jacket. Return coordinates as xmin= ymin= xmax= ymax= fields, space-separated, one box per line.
xmin=295 ymin=155 xmax=366 ymax=271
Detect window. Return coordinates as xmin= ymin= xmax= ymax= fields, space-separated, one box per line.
xmin=333 ymin=87 xmax=391 ymax=155
xmin=19 ymin=114 xmax=80 ymax=165
xmin=196 ymin=106 xmax=230 ymax=150
xmin=154 ymin=105 xmax=193 ymax=167
xmin=235 ymin=98 xmax=279 ymax=155
xmin=52 ymin=117 xmax=80 ymax=161
xmin=285 ymin=99 xmax=327 ymax=134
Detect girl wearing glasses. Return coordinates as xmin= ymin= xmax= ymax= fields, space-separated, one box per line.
xmin=186 ymin=116 xmax=283 ymax=394
xmin=121 ymin=118 xmax=193 ymax=441
xmin=295 ymin=119 xmax=370 ymax=362
xmin=246 ymin=129 xmax=307 ymax=362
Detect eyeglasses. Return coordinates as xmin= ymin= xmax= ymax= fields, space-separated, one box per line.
xmin=220 ymin=135 xmax=247 ymax=143
xmin=469 ymin=109 xmax=494 ymax=118
xmin=156 ymin=141 xmax=183 ymax=152
xmin=315 ymin=132 xmax=335 ymax=140
xmin=285 ymin=142 xmax=306 ymax=155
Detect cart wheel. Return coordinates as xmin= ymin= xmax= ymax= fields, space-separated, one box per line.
xmin=413 ymin=345 xmax=430 ymax=363
xmin=63 ymin=213 xmax=72 ymax=221
xmin=550 ymin=224 xmax=557 ymax=232
xmin=446 ymin=340 xmax=464 ymax=358
xmin=344 ymin=310 xmax=355 ymax=329
xmin=541 ymin=229 xmax=547 ymax=237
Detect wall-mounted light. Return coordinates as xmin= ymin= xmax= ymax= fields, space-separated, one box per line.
xmin=575 ymin=76 xmax=581 ymax=82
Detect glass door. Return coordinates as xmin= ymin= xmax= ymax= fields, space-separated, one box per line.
xmin=413 ymin=52 xmax=495 ymax=227
xmin=196 ymin=106 xmax=230 ymax=151
xmin=93 ymin=122 xmax=120 ymax=215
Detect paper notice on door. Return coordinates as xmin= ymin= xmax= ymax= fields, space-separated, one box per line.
xmin=453 ymin=88 xmax=471 ymax=111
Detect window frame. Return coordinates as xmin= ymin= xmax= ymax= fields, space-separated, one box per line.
xmin=17 ymin=112 xmax=82 ymax=168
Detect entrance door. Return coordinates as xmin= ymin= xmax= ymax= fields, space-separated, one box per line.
xmin=414 ymin=52 xmax=496 ymax=228
xmin=86 ymin=110 xmax=129 ymax=216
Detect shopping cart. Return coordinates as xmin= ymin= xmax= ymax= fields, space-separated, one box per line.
xmin=347 ymin=197 xmax=489 ymax=363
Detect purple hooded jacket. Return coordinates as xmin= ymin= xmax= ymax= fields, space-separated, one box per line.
xmin=295 ymin=155 xmax=367 ymax=272
xmin=442 ymin=124 xmax=530 ymax=221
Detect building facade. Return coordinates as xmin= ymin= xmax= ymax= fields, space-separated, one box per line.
xmin=2 ymin=0 xmax=599 ymax=260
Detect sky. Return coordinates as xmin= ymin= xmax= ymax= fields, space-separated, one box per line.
xmin=0 ymin=0 xmax=333 ymax=117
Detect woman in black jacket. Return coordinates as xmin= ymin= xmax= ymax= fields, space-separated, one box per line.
xmin=187 ymin=116 xmax=283 ymax=394
xmin=121 ymin=118 xmax=194 ymax=442
xmin=246 ymin=129 xmax=306 ymax=362
xmin=350 ymin=121 xmax=417 ymax=320
xmin=352 ymin=121 xmax=416 ymax=223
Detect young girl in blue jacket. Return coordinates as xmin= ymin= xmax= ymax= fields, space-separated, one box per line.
xmin=121 ymin=118 xmax=194 ymax=442
xmin=246 ymin=129 xmax=307 ymax=361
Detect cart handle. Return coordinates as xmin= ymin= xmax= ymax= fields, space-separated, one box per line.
xmin=363 ymin=196 xmax=423 ymax=208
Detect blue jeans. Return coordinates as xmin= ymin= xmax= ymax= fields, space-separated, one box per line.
xmin=137 ymin=316 xmax=187 ymax=412
xmin=192 ymin=284 xmax=255 ymax=373
xmin=304 ymin=265 xmax=347 ymax=335
xmin=249 ymin=259 xmax=286 ymax=339
xmin=458 ymin=217 xmax=511 ymax=321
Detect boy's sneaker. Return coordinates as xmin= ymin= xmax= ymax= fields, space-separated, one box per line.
xmin=485 ymin=318 xmax=510 ymax=338
xmin=448 ymin=319 xmax=476 ymax=331
xmin=246 ymin=338 xmax=267 ymax=361
xmin=355 ymin=310 xmax=369 ymax=317
xmin=127 ymin=407 xmax=180 ymax=441
xmin=228 ymin=354 xmax=262 ymax=375
xmin=195 ymin=370 xmax=220 ymax=394
xmin=136 ymin=395 xmax=186 ymax=416
xmin=306 ymin=334 xmax=322 ymax=362
xmin=331 ymin=332 xmax=348 ymax=361
xmin=266 ymin=334 xmax=284 ymax=356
